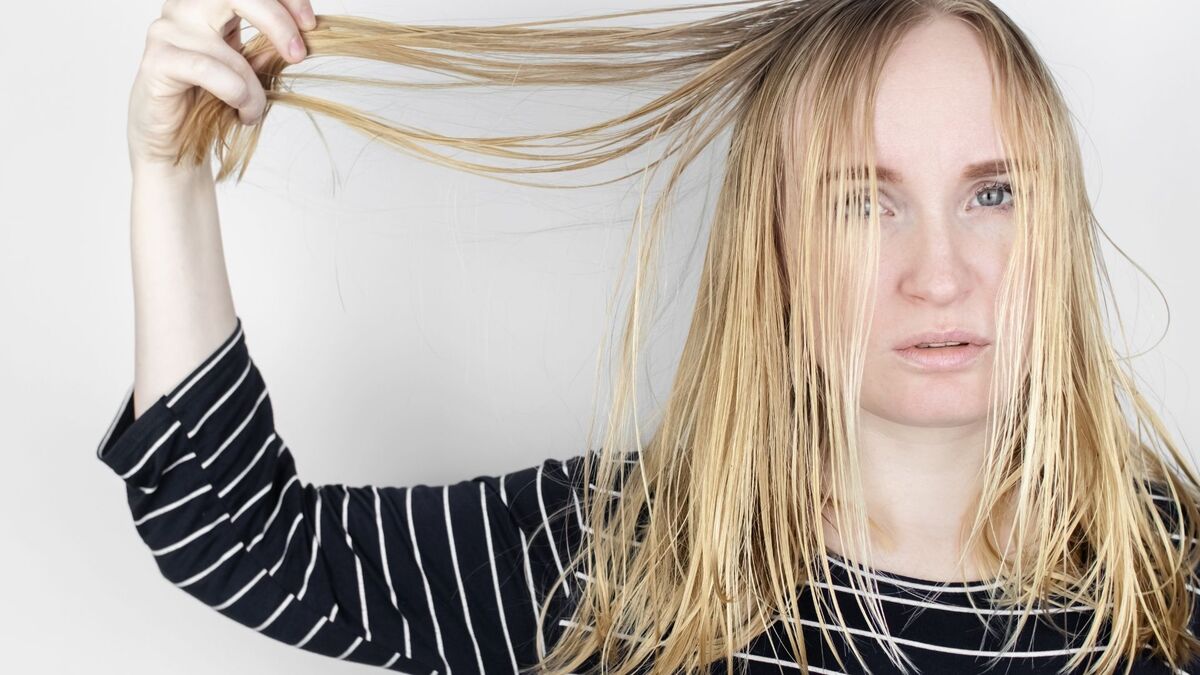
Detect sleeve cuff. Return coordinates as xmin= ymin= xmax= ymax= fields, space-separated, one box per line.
xmin=95 ymin=316 xmax=247 ymax=483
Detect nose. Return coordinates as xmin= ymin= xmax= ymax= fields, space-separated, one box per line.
xmin=896 ymin=213 xmax=973 ymax=306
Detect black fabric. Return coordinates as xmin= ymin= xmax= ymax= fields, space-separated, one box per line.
xmin=96 ymin=316 xmax=1199 ymax=674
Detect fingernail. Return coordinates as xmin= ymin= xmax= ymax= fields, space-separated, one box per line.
xmin=301 ymin=7 xmax=317 ymax=30
xmin=289 ymin=35 xmax=306 ymax=61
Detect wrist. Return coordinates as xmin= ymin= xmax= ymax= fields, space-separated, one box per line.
xmin=131 ymin=154 xmax=214 ymax=186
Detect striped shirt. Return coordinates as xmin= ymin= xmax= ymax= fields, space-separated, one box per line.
xmin=96 ymin=316 xmax=1199 ymax=674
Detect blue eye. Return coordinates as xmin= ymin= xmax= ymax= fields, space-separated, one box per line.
xmin=840 ymin=193 xmax=880 ymax=218
xmin=974 ymin=181 xmax=1014 ymax=210
xmin=840 ymin=181 xmax=1014 ymax=218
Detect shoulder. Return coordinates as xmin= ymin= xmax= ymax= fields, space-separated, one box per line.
xmin=1143 ymin=477 xmax=1200 ymax=529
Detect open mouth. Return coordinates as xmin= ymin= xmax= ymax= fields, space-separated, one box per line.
xmin=894 ymin=342 xmax=987 ymax=369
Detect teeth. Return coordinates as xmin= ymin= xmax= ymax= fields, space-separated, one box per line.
xmin=916 ymin=341 xmax=966 ymax=348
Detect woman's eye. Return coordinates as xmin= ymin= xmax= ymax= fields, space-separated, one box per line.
xmin=973 ymin=181 xmax=1014 ymax=210
xmin=842 ymin=193 xmax=883 ymax=217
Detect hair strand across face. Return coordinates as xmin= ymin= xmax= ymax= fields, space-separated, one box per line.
xmin=179 ymin=2 xmax=1200 ymax=673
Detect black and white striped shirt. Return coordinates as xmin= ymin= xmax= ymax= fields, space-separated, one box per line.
xmin=96 ymin=316 xmax=1200 ymax=674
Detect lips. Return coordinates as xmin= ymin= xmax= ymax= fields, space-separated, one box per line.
xmin=889 ymin=329 xmax=990 ymax=371
xmin=894 ymin=342 xmax=987 ymax=370
xmin=893 ymin=329 xmax=990 ymax=350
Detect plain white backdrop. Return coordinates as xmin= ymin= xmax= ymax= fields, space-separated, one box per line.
xmin=1 ymin=0 xmax=1196 ymax=672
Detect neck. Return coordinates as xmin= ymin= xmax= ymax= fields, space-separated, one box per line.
xmin=821 ymin=408 xmax=1013 ymax=582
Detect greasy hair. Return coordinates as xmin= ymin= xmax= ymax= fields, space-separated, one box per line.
xmin=174 ymin=1 xmax=1200 ymax=673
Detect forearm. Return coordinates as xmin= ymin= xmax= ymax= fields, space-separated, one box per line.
xmin=129 ymin=155 xmax=237 ymax=418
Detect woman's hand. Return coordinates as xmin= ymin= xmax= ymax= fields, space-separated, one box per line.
xmin=127 ymin=0 xmax=316 ymax=170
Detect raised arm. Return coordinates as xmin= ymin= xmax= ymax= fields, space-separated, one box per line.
xmin=110 ymin=0 xmax=592 ymax=671
xmin=97 ymin=317 xmax=591 ymax=672
xmin=128 ymin=151 xmax=235 ymax=419
xmin=124 ymin=0 xmax=311 ymax=417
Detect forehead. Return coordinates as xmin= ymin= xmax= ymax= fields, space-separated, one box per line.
xmin=872 ymin=16 xmax=1002 ymax=177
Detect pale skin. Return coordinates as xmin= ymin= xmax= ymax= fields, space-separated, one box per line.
xmin=810 ymin=16 xmax=1031 ymax=582
xmin=129 ymin=1 xmax=1015 ymax=582
xmin=126 ymin=0 xmax=314 ymax=418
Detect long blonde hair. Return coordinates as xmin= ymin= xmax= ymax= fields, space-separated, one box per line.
xmin=176 ymin=1 xmax=1200 ymax=673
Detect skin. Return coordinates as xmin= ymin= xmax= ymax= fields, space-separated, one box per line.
xmin=127 ymin=1 xmax=1017 ymax=582
xmin=126 ymin=0 xmax=314 ymax=418
xmin=808 ymin=16 xmax=1029 ymax=582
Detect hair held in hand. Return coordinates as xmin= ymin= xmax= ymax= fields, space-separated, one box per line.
xmin=173 ymin=2 xmax=1200 ymax=674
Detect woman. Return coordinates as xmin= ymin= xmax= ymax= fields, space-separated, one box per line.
xmin=98 ymin=0 xmax=1200 ymax=673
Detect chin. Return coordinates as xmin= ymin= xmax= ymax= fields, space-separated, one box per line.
xmin=863 ymin=386 xmax=990 ymax=428
xmin=881 ymin=408 xmax=988 ymax=428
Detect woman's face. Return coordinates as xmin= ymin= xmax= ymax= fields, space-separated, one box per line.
xmin=834 ymin=17 xmax=1024 ymax=429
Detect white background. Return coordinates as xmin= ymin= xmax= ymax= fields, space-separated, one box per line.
xmin=1 ymin=0 xmax=1196 ymax=672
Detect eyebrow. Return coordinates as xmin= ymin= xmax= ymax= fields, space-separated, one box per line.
xmin=822 ymin=158 xmax=1018 ymax=185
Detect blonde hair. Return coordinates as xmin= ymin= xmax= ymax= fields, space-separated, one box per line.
xmin=176 ymin=1 xmax=1200 ymax=673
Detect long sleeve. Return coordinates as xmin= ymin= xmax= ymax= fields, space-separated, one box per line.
xmin=95 ymin=316 xmax=590 ymax=674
